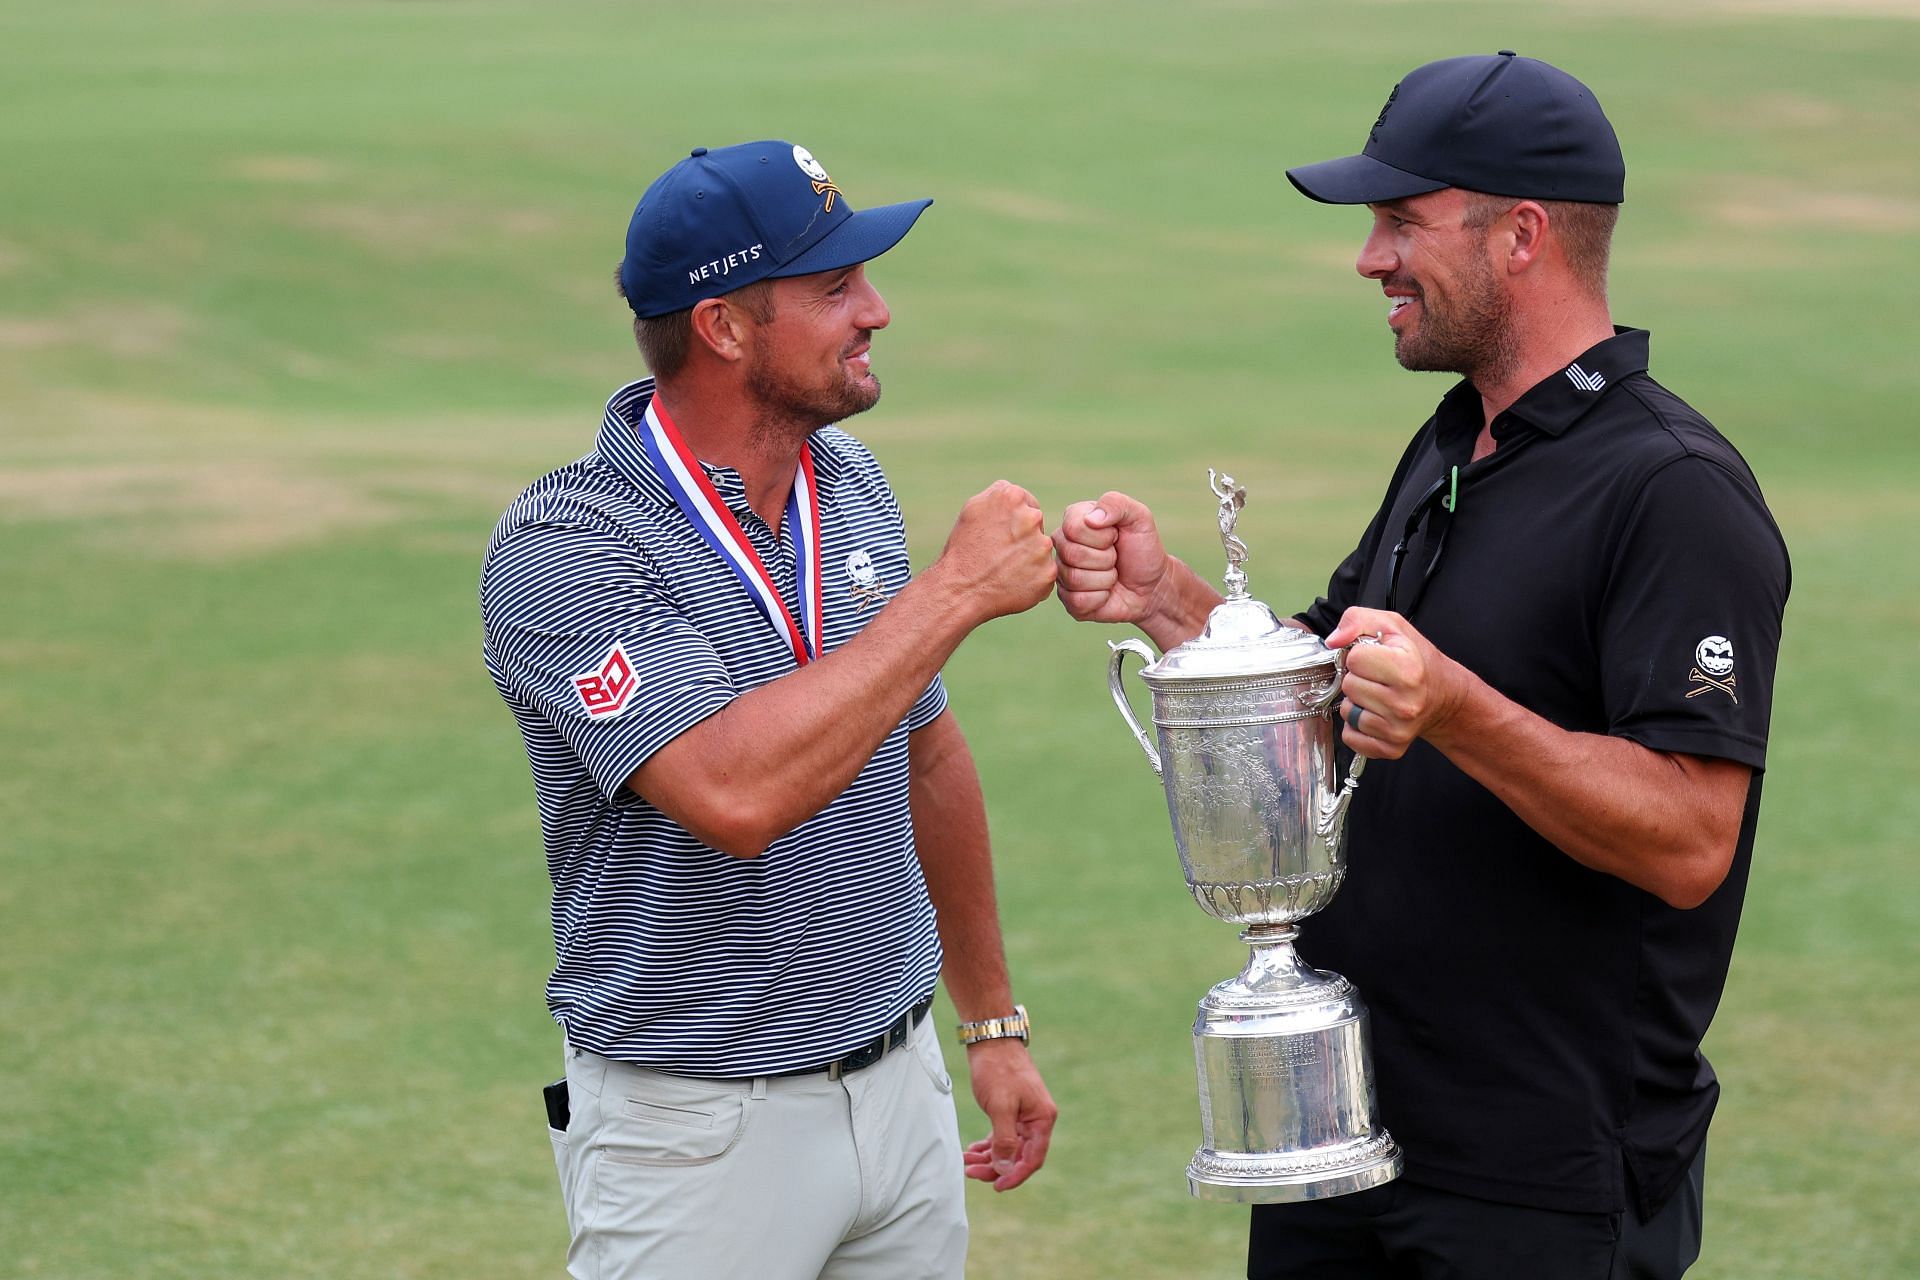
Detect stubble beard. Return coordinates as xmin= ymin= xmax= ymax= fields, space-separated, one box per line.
xmin=1392 ymin=252 xmax=1520 ymax=389
xmin=743 ymin=336 xmax=881 ymax=449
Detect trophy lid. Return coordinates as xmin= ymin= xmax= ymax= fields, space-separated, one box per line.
xmin=1138 ymin=470 xmax=1339 ymax=683
xmin=1142 ymin=596 xmax=1335 ymax=681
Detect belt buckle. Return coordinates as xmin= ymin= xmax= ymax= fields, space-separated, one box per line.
xmin=826 ymin=1041 xmax=877 ymax=1081
xmin=821 ymin=1000 xmax=926 ymax=1081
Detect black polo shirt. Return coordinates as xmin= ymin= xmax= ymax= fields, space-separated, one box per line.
xmin=1295 ymin=328 xmax=1790 ymax=1217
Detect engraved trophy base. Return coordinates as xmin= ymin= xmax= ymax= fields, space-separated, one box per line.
xmin=1188 ymin=923 xmax=1402 ymax=1204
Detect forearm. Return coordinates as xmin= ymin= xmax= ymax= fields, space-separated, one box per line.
xmin=1140 ymin=555 xmax=1224 ymax=651
xmin=910 ymin=709 xmax=1057 ymax=1190
xmin=1424 ymin=664 xmax=1749 ymax=908
xmin=630 ymin=568 xmax=980 ymax=856
xmin=907 ymin=711 xmax=1014 ymax=1019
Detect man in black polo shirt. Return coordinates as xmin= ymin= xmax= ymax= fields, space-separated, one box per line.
xmin=1053 ymin=53 xmax=1789 ymax=1279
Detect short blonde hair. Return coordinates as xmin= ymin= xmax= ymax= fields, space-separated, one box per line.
xmin=1461 ymin=192 xmax=1619 ymax=297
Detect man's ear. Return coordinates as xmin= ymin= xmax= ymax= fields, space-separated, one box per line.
xmin=690 ymin=297 xmax=748 ymax=363
xmin=1504 ymin=200 xmax=1549 ymax=275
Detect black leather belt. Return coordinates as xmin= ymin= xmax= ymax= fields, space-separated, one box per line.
xmin=770 ymin=995 xmax=934 ymax=1081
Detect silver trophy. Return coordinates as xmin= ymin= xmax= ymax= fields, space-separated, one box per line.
xmin=1106 ymin=471 xmax=1401 ymax=1203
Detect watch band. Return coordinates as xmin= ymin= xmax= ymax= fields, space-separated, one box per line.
xmin=956 ymin=1004 xmax=1030 ymax=1046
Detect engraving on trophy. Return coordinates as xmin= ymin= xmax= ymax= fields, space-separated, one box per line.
xmin=1236 ymin=1037 xmax=1323 ymax=1076
xmin=1170 ymin=732 xmax=1284 ymax=872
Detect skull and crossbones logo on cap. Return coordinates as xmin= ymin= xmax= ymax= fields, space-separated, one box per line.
xmin=792 ymin=145 xmax=842 ymax=212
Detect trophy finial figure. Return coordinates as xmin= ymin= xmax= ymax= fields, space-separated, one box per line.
xmin=1209 ymin=469 xmax=1250 ymax=599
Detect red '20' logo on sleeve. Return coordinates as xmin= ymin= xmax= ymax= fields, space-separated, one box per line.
xmin=573 ymin=643 xmax=636 ymax=718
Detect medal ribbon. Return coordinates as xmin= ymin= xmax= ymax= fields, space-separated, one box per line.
xmin=637 ymin=396 xmax=823 ymax=666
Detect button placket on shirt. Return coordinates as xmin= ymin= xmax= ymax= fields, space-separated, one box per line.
xmin=705 ymin=466 xmax=805 ymax=624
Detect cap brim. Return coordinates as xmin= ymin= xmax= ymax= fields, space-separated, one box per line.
xmin=773 ymin=197 xmax=933 ymax=278
xmin=1286 ymin=154 xmax=1449 ymax=205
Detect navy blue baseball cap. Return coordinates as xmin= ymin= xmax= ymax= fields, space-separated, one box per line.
xmin=619 ymin=140 xmax=932 ymax=318
xmin=1287 ymin=52 xmax=1625 ymax=205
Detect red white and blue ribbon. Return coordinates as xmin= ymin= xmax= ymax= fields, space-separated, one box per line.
xmin=637 ymin=396 xmax=823 ymax=666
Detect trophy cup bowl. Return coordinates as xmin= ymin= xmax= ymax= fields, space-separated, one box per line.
xmin=1105 ymin=471 xmax=1401 ymax=1203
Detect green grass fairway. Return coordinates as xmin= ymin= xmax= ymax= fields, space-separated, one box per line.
xmin=3 ymin=3 xmax=1917 ymax=1276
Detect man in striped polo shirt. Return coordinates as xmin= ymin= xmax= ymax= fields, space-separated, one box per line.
xmin=480 ymin=142 xmax=1057 ymax=1279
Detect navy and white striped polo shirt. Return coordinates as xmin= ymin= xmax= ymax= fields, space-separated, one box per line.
xmin=480 ymin=378 xmax=945 ymax=1076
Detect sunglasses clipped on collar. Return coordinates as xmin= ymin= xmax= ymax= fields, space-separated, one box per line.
xmin=1385 ymin=464 xmax=1463 ymax=619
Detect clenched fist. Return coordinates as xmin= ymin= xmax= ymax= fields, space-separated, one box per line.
xmin=929 ymin=480 xmax=1056 ymax=627
xmin=1052 ymin=491 xmax=1171 ymax=626
xmin=1052 ymin=491 xmax=1220 ymax=650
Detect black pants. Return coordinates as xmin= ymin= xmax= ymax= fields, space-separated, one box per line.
xmin=1248 ymin=1146 xmax=1706 ymax=1280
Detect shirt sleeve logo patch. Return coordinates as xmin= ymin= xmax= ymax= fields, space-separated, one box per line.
xmin=1688 ymin=635 xmax=1738 ymax=702
xmin=573 ymin=643 xmax=638 ymax=718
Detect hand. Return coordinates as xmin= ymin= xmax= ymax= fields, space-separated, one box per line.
xmin=1051 ymin=491 xmax=1172 ymax=626
xmin=930 ymin=481 xmax=1056 ymax=626
xmin=1326 ymin=607 xmax=1471 ymax=760
xmin=959 ymin=1038 xmax=1056 ymax=1192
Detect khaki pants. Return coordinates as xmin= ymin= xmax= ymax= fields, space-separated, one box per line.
xmin=551 ymin=1016 xmax=967 ymax=1280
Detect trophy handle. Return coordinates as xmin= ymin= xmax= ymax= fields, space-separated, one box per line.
xmin=1308 ymin=631 xmax=1379 ymax=713
xmin=1315 ymin=635 xmax=1380 ymax=849
xmin=1107 ymin=639 xmax=1163 ymax=779
xmin=1317 ymin=754 xmax=1367 ymax=849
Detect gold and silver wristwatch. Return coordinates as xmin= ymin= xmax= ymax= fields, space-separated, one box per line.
xmin=955 ymin=1005 xmax=1030 ymax=1046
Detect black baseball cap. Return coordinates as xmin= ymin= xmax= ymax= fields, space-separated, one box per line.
xmin=619 ymin=140 xmax=932 ymax=319
xmin=1286 ymin=52 xmax=1625 ymax=205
